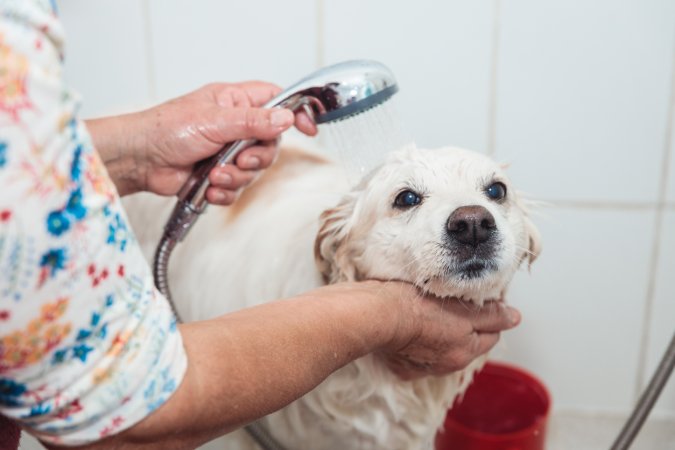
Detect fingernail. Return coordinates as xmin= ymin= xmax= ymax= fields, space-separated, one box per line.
xmin=245 ymin=156 xmax=260 ymax=169
xmin=216 ymin=172 xmax=232 ymax=186
xmin=509 ymin=308 xmax=521 ymax=325
xmin=211 ymin=190 xmax=227 ymax=203
xmin=271 ymin=109 xmax=293 ymax=127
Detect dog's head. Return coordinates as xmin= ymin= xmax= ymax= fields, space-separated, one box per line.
xmin=315 ymin=146 xmax=541 ymax=302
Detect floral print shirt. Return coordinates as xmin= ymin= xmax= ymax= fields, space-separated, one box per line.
xmin=0 ymin=0 xmax=187 ymax=445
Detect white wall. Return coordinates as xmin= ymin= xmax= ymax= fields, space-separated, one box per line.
xmin=56 ymin=0 xmax=675 ymax=417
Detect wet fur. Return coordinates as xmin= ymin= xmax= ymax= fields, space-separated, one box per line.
xmin=123 ymin=145 xmax=540 ymax=450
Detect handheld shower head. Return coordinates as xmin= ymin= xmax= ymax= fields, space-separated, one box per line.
xmin=273 ymin=59 xmax=399 ymax=124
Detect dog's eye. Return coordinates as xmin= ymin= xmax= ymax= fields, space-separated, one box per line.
xmin=394 ymin=190 xmax=422 ymax=208
xmin=485 ymin=182 xmax=507 ymax=201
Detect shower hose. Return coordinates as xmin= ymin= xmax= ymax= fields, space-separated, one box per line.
xmin=610 ymin=330 xmax=675 ymax=449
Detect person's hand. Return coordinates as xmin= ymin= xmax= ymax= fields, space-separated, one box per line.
xmin=86 ymin=81 xmax=317 ymax=201
xmin=375 ymin=282 xmax=520 ymax=380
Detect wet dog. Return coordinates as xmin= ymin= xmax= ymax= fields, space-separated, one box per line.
xmin=124 ymin=145 xmax=541 ymax=450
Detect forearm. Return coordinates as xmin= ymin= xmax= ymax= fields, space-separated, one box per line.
xmin=85 ymin=114 xmax=148 ymax=196
xmin=67 ymin=284 xmax=402 ymax=449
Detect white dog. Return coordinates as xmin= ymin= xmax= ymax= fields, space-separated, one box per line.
xmin=124 ymin=145 xmax=541 ymax=450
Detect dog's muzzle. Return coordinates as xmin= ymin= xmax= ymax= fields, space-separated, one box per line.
xmin=445 ymin=205 xmax=500 ymax=278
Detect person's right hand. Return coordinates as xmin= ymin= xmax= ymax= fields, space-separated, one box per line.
xmin=374 ymin=281 xmax=520 ymax=380
xmin=87 ymin=81 xmax=317 ymax=200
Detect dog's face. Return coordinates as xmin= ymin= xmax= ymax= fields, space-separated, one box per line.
xmin=315 ymin=146 xmax=541 ymax=302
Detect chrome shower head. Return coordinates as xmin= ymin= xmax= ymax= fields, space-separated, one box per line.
xmin=271 ymin=60 xmax=399 ymax=124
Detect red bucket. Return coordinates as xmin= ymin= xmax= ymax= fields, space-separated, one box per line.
xmin=435 ymin=361 xmax=551 ymax=450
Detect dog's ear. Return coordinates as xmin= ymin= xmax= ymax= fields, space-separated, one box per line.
xmin=523 ymin=215 xmax=542 ymax=268
xmin=314 ymin=194 xmax=359 ymax=283
xmin=514 ymin=195 xmax=542 ymax=268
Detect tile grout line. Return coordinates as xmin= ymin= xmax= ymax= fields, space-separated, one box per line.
xmin=486 ymin=0 xmax=501 ymax=158
xmin=633 ymin=41 xmax=675 ymax=401
xmin=315 ymin=0 xmax=325 ymax=69
xmin=140 ymin=0 xmax=157 ymax=103
xmin=530 ymin=199 xmax=675 ymax=211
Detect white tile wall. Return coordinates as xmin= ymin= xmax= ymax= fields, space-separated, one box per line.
xmin=493 ymin=207 xmax=656 ymax=411
xmin=495 ymin=0 xmax=675 ymax=204
xmin=667 ymin=91 xmax=675 ymax=204
xmin=644 ymin=211 xmax=675 ymax=415
xmin=323 ymin=1 xmax=495 ymax=152
xmin=52 ymin=0 xmax=675 ymax=420
xmin=146 ymin=0 xmax=317 ymax=102
xmin=57 ymin=0 xmax=153 ymax=117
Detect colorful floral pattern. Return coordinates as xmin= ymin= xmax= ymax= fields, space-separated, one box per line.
xmin=0 ymin=0 xmax=187 ymax=445
xmin=0 ymin=298 xmax=71 ymax=372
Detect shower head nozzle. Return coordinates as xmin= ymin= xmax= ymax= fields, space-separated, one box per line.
xmin=269 ymin=60 xmax=399 ymax=124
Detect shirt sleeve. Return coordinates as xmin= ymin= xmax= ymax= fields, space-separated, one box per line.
xmin=0 ymin=0 xmax=187 ymax=445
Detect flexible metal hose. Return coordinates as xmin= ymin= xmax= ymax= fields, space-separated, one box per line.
xmin=610 ymin=331 xmax=675 ymax=449
xmin=153 ymin=236 xmax=179 ymax=319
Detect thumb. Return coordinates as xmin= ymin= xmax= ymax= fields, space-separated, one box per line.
xmin=211 ymin=107 xmax=295 ymax=143
xmin=472 ymin=302 xmax=521 ymax=333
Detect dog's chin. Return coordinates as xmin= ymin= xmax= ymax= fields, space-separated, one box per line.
xmin=420 ymin=258 xmax=504 ymax=302
xmin=452 ymin=258 xmax=499 ymax=281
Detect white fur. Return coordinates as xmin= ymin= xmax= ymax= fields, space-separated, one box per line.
xmin=123 ymin=145 xmax=540 ymax=450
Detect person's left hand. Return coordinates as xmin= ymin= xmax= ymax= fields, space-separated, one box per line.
xmin=86 ymin=81 xmax=317 ymax=203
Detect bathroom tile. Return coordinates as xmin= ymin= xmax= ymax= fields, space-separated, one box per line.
xmin=643 ymin=211 xmax=675 ymax=415
xmin=495 ymin=0 xmax=675 ymax=203
xmin=492 ymin=207 xmax=655 ymax=411
xmin=667 ymin=101 xmax=675 ymax=204
xmin=323 ymin=0 xmax=495 ymax=152
xmin=57 ymin=0 xmax=152 ymax=117
xmin=147 ymin=0 xmax=317 ymax=102
xmin=546 ymin=411 xmax=675 ymax=450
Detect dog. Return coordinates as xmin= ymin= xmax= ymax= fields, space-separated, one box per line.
xmin=124 ymin=144 xmax=541 ymax=450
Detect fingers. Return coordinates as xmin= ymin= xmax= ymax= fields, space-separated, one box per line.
xmin=208 ymin=165 xmax=257 ymax=190
xmin=207 ymin=81 xmax=283 ymax=108
xmin=205 ymin=82 xmax=318 ymax=138
xmin=205 ymin=186 xmax=241 ymax=206
xmin=210 ymin=107 xmax=295 ymax=143
xmin=234 ymin=140 xmax=279 ymax=170
xmin=206 ymin=163 xmax=259 ymax=206
xmin=234 ymin=81 xmax=283 ymax=107
xmin=295 ymin=111 xmax=318 ymax=136
xmin=470 ymin=301 xmax=521 ymax=333
xmin=380 ymin=290 xmax=520 ymax=380
xmin=206 ymin=142 xmax=278 ymax=206
xmin=474 ymin=331 xmax=501 ymax=356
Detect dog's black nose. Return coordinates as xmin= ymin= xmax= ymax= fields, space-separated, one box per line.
xmin=447 ymin=205 xmax=496 ymax=246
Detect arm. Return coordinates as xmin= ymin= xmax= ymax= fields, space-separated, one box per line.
xmin=57 ymin=282 xmax=519 ymax=449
